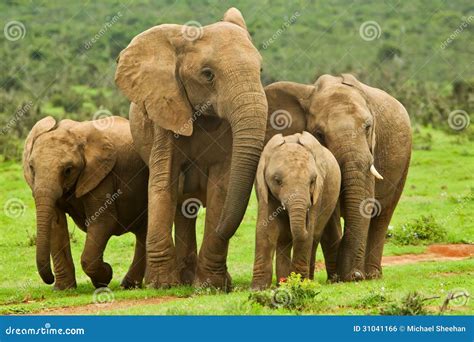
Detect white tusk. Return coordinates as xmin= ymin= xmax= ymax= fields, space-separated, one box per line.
xmin=370 ymin=164 xmax=384 ymax=180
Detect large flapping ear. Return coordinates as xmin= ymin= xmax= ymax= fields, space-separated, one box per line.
xmin=23 ymin=116 xmax=57 ymax=188
xmin=256 ymin=134 xmax=285 ymax=204
xmin=223 ymin=7 xmax=248 ymax=31
xmin=264 ymin=82 xmax=315 ymax=142
xmin=71 ymin=123 xmax=117 ymax=198
xmin=115 ymin=25 xmax=193 ymax=136
xmin=298 ymin=131 xmax=325 ymax=206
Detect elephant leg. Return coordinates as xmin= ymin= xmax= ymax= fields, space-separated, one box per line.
xmin=251 ymin=203 xmax=280 ymax=290
xmin=145 ymin=128 xmax=180 ymax=288
xmin=121 ymin=227 xmax=147 ymax=289
xmin=196 ymin=164 xmax=232 ymax=291
xmin=275 ymin=222 xmax=292 ymax=284
xmin=81 ymin=225 xmax=113 ymax=288
xmin=50 ymin=210 xmax=76 ymax=290
xmin=291 ymin=238 xmax=312 ymax=279
xmin=309 ymin=241 xmax=317 ymax=280
xmin=320 ymin=210 xmax=342 ymax=281
xmin=174 ymin=207 xmax=197 ymax=285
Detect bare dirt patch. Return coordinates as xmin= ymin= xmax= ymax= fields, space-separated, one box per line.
xmin=382 ymin=244 xmax=473 ymax=266
xmin=33 ymin=296 xmax=180 ymax=315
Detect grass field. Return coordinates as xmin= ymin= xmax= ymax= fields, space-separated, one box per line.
xmin=0 ymin=128 xmax=473 ymax=315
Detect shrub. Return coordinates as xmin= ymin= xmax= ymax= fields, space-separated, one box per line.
xmin=248 ymin=273 xmax=320 ymax=310
xmin=355 ymin=292 xmax=389 ymax=309
xmin=381 ymin=291 xmax=434 ymax=315
xmin=390 ymin=215 xmax=447 ymax=245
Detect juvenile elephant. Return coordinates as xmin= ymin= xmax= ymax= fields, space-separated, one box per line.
xmin=23 ymin=116 xmax=148 ymax=289
xmin=251 ymin=132 xmax=341 ymax=289
xmin=264 ymin=74 xmax=411 ymax=281
xmin=115 ymin=8 xmax=268 ymax=290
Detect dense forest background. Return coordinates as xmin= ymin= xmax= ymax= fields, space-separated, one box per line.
xmin=1 ymin=0 xmax=473 ymax=160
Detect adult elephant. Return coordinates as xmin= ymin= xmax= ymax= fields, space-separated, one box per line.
xmin=115 ymin=8 xmax=268 ymax=290
xmin=264 ymin=74 xmax=411 ymax=281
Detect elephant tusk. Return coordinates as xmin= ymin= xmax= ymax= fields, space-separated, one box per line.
xmin=370 ymin=164 xmax=384 ymax=180
xmin=281 ymin=202 xmax=286 ymax=210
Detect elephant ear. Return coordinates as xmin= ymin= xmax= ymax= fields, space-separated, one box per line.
xmin=115 ymin=25 xmax=193 ymax=136
xmin=256 ymin=134 xmax=285 ymax=204
xmin=341 ymin=73 xmax=377 ymax=154
xmin=72 ymin=124 xmax=117 ymax=198
xmin=23 ymin=116 xmax=57 ymax=188
xmin=264 ymin=82 xmax=314 ymax=141
xmin=298 ymin=131 xmax=325 ymax=206
xmin=223 ymin=7 xmax=248 ymax=31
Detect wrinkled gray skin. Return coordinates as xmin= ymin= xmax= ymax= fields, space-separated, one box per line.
xmin=264 ymin=74 xmax=412 ymax=281
xmin=115 ymin=8 xmax=267 ymax=291
xmin=23 ymin=116 xmax=148 ymax=289
xmin=251 ymin=132 xmax=341 ymax=289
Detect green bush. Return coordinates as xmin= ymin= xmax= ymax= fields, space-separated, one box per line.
xmin=390 ymin=215 xmax=447 ymax=245
xmin=381 ymin=291 xmax=433 ymax=315
xmin=248 ymin=273 xmax=320 ymax=310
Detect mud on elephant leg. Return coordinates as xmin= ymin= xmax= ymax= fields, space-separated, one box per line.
xmin=121 ymin=227 xmax=147 ymax=289
xmin=81 ymin=227 xmax=113 ymax=288
xmin=50 ymin=210 xmax=76 ymax=290
xmin=174 ymin=208 xmax=198 ymax=285
xmin=195 ymin=165 xmax=232 ymax=291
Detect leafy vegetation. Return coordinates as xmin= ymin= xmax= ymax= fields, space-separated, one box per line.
xmin=389 ymin=215 xmax=447 ymax=245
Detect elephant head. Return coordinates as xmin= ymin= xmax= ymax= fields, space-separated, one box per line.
xmin=115 ymin=7 xmax=268 ymax=240
xmin=264 ymin=74 xmax=384 ymax=281
xmin=23 ymin=116 xmax=117 ymax=284
xmin=256 ymin=132 xmax=325 ymax=243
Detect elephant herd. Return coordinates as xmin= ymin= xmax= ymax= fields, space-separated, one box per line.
xmin=22 ymin=8 xmax=411 ymax=292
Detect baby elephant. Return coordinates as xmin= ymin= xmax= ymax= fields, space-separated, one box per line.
xmin=23 ymin=116 xmax=148 ymax=290
xmin=252 ymin=132 xmax=341 ymax=289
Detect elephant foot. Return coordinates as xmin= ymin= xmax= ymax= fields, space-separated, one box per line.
xmin=365 ymin=267 xmax=382 ymax=280
xmin=120 ymin=276 xmax=143 ymax=289
xmin=195 ymin=268 xmax=232 ymax=292
xmin=144 ymin=266 xmax=180 ymax=289
xmin=339 ymin=269 xmax=365 ymax=282
xmin=326 ymin=272 xmax=339 ymax=283
xmin=251 ymin=280 xmax=271 ymax=291
xmin=90 ymin=263 xmax=113 ymax=288
xmin=53 ymin=279 xmax=77 ymax=290
xmin=178 ymin=256 xmax=197 ymax=285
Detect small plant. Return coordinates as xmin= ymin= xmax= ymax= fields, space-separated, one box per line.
xmin=391 ymin=215 xmax=447 ymax=245
xmin=25 ymin=229 xmax=36 ymax=247
xmin=248 ymin=273 xmax=320 ymax=310
xmin=381 ymin=291 xmax=434 ymax=315
xmin=355 ymin=292 xmax=389 ymax=309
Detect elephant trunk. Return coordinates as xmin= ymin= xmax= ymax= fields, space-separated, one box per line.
xmin=336 ymin=154 xmax=374 ymax=281
xmin=34 ymin=186 xmax=59 ymax=284
xmin=287 ymin=197 xmax=310 ymax=242
xmin=216 ymin=78 xmax=268 ymax=240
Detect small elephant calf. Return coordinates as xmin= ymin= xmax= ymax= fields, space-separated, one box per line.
xmin=23 ymin=116 xmax=148 ymax=289
xmin=251 ymin=132 xmax=341 ymax=289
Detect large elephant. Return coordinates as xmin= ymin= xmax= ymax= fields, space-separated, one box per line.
xmin=251 ymin=132 xmax=341 ymax=289
xmin=264 ymin=74 xmax=411 ymax=281
xmin=23 ymin=116 xmax=148 ymax=289
xmin=114 ymin=8 xmax=268 ymax=290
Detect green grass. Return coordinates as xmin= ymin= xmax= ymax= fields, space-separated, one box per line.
xmin=0 ymin=128 xmax=473 ymax=315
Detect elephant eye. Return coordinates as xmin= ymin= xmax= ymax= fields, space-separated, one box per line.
xmin=29 ymin=164 xmax=35 ymax=175
xmin=310 ymin=177 xmax=316 ymax=186
xmin=64 ymin=166 xmax=73 ymax=177
xmin=274 ymin=177 xmax=282 ymax=186
xmin=202 ymin=67 xmax=214 ymax=82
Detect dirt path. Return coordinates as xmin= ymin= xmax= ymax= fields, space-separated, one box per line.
xmin=35 ymin=296 xmax=180 ymax=315
xmin=382 ymin=244 xmax=474 ymax=266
